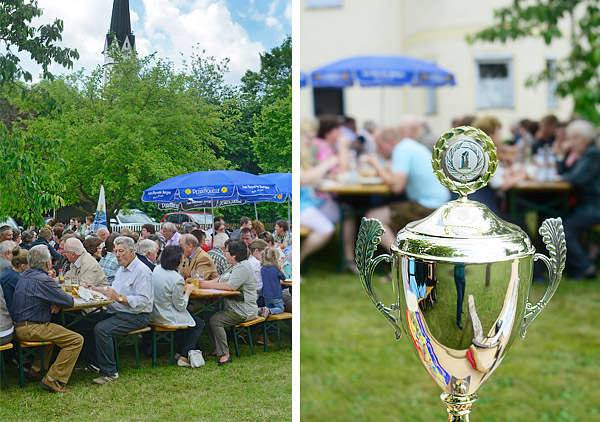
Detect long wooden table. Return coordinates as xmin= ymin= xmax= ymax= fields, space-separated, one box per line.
xmin=188 ymin=288 xmax=241 ymax=316
xmin=509 ymin=180 xmax=572 ymax=219
xmin=60 ymin=297 xmax=114 ymax=328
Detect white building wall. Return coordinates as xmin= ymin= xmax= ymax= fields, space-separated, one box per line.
xmin=301 ymin=0 xmax=574 ymax=140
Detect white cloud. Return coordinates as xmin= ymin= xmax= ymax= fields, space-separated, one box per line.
xmin=22 ymin=0 xmax=266 ymax=84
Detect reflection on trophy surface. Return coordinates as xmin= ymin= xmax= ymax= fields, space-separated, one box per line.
xmin=356 ymin=126 xmax=566 ymax=421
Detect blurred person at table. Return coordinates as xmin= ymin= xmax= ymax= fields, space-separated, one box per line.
xmin=0 ymin=225 xmax=13 ymax=241
xmin=179 ymin=233 xmax=218 ymax=282
xmin=72 ymin=216 xmax=85 ymax=235
xmin=147 ymin=233 xmax=166 ymax=262
xmin=557 ymin=120 xmax=600 ymax=279
xmin=0 ymin=240 xmax=18 ymax=276
xmin=532 ymin=114 xmax=558 ymax=155
xmin=251 ymin=220 xmax=265 ymax=239
xmin=312 ymin=114 xmax=350 ymax=175
xmin=83 ymin=236 xmax=103 ymax=261
xmin=10 ymin=245 xmax=83 ymax=393
xmin=248 ymin=239 xmax=269 ymax=298
xmin=79 ymin=236 xmax=153 ymax=384
xmin=150 ymin=245 xmax=204 ymax=367
xmin=206 ymin=216 xmax=226 ymax=239
xmin=197 ymin=239 xmax=258 ymax=366
xmin=208 ymin=220 xmax=228 ymax=250
xmin=140 ymin=223 xmax=156 ymax=240
xmin=364 ymin=126 xmax=450 ymax=251
xmin=553 ymin=121 xmax=578 ymax=169
xmin=20 ymin=229 xmax=35 ymax=250
xmin=52 ymin=224 xmax=64 ymax=248
xmin=300 ymin=117 xmax=356 ymax=271
xmin=0 ymin=246 xmax=29 ymax=312
xmin=240 ymin=227 xmax=254 ymax=247
xmin=161 ymin=222 xmax=181 ymax=247
xmin=273 ymin=219 xmax=291 ymax=248
xmin=30 ymin=227 xmax=62 ymax=265
xmin=208 ymin=232 xmax=231 ymax=276
xmin=84 ymin=215 xmax=94 ymax=236
xmin=230 ymin=216 xmax=253 ymax=240
xmin=63 ymin=238 xmax=108 ymax=288
xmin=136 ymin=239 xmax=160 ymax=272
xmin=99 ymin=233 xmax=120 ymax=285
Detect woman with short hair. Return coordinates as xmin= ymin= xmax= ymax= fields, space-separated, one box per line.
xmin=150 ymin=245 xmax=204 ymax=367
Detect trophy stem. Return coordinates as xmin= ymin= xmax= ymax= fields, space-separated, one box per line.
xmin=440 ymin=393 xmax=478 ymax=421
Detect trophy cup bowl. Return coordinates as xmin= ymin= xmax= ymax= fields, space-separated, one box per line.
xmin=355 ymin=127 xmax=566 ymax=421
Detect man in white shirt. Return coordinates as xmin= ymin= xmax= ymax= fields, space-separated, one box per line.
xmin=80 ymin=236 xmax=153 ymax=385
xmin=161 ymin=222 xmax=182 ymax=247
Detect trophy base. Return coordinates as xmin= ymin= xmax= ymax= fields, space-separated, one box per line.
xmin=440 ymin=393 xmax=478 ymax=421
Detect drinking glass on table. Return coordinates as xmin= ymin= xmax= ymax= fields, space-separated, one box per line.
xmin=191 ymin=270 xmax=204 ymax=289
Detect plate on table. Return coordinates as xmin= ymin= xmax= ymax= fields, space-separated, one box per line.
xmin=357 ymin=176 xmax=383 ymax=185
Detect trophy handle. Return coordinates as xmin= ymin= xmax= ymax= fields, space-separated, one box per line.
xmin=520 ymin=217 xmax=566 ymax=339
xmin=356 ymin=217 xmax=402 ymax=340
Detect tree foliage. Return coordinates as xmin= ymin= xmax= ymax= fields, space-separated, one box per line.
xmin=0 ymin=124 xmax=65 ymax=227
xmin=468 ymin=0 xmax=600 ymax=124
xmin=0 ymin=0 xmax=79 ymax=84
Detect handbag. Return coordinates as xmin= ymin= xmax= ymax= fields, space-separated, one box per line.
xmin=188 ymin=350 xmax=205 ymax=367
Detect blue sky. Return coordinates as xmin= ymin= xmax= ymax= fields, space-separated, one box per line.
xmin=20 ymin=0 xmax=291 ymax=85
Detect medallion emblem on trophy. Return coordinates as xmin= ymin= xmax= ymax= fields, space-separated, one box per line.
xmin=355 ymin=126 xmax=566 ymax=421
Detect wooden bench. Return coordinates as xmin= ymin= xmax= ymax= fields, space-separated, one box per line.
xmin=1 ymin=342 xmax=13 ymax=389
xmin=17 ymin=341 xmax=53 ymax=388
xmin=232 ymin=316 xmax=265 ymax=358
xmin=114 ymin=326 xmax=151 ymax=371
xmin=263 ymin=312 xmax=292 ymax=352
xmin=149 ymin=323 xmax=188 ymax=367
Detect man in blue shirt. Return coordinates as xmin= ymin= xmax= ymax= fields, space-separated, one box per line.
xmin=11 ymin=245 xmax=83 ymax=393
xmin=80 ymin=236 xmax=153 ymax=384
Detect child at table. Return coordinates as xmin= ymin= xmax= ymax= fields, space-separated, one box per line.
xmin=258 ymin=248 xmax=286 ymax=318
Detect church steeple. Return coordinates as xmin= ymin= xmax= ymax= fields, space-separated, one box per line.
xmin=105 ymin=0 xmax=135 ymax=52
xmin=103 ymin=0 xmax=135 ymax=83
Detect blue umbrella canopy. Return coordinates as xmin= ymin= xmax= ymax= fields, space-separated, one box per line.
xmin=258 ymin=173 xmax=291 ymax=202
xmin=300 ymin=71 xmax=308 ymax=88
xmin=142 ymin=170 xmax=280 ymax=203
xmin=311 ymin=55 xmax=455 ymax=88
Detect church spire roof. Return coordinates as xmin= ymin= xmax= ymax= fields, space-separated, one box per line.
xmin=105 ymin=0 xmax=135 ymax=51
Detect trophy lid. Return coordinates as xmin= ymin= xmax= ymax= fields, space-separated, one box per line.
xmin=392 ymin=126 xmax=534 ymax=264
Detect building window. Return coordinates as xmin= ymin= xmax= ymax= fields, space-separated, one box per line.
xmin=306 ymin=0 xmax=342 ymax=8
xmin=547 ymin=58 xmax=558 ymax=109
xmin=474 ymin=54 xmax=514 ymax=109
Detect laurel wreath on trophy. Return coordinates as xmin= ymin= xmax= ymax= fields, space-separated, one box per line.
xmin=431 ymin=126 xmax=498 ymax=198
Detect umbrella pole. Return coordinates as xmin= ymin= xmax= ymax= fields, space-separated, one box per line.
xmin=287 ymin=198 xmax=290 ymax=223
xmin=380 ymin=87 xmax=385 ymax=126
xmin=254 ymin=203 xmax=258 ymax=220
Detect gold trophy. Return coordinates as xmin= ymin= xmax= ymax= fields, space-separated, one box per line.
xmin=355 ymin=126 xmax=566 ymax=421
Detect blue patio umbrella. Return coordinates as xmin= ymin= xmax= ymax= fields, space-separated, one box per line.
xmin=300 ymin=71 xmax=308 ymax=88
xmin=310 ymin=55 xmax=455 ymax=88
xmin=258 ymin=172 xmax=292 ymax=221
xmin=142 ymin=170 xmax=280 ymax=223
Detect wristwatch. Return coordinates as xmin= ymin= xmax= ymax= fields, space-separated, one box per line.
xmin=118 ymin=296 xmax=123 ymax=303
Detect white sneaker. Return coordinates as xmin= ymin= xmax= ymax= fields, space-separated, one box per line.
xmin=177 ymin=357 xmax=191 ymax=367
xmin=92 ymin=373 xmax=119 ymax=385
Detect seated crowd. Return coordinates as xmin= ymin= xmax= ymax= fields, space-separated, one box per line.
xmin=0 ymin=215 xmax=292 ymax=392
xmin=301 ymin=112 xmax=600 ymax=280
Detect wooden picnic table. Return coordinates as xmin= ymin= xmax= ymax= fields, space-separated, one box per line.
xmin=509 ymin=179 xmax=572 ymax=220
xmin=60 ymin=296 xmax=114 ymax=328
xmin=188 ymin=288 xmax=241 ymax=316
xmin=281 ymin=279 xmax=292 ymax=287
xmin=318 ymin=182 xmax=390 ymax=195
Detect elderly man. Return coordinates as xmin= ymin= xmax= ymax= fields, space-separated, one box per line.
xmin=63 ymin=238 xmax=108 ymax=288
xmin=0 ymin=240 xmax=17 ymax=276
xmin=179 ymin=234 xmax=218 ymax=281
xmin=365 ymin=127 xmax=450 ymax=251
xmin=558 ymin=120 xmax=600 ymax=279
xmin=10 ymin=245 xmax=83 ymax=393
xmin=30 ymin=227 xmax=62 ymax=264
xmin=0 ymin=225 xmax=13 ymax=241
xmin=230 ymin=217 xmax=252 ymax=240
xmin=95 ymin=227 xmax=110 ymax=243
xmin=161 ymin=222 xmax=182 ymax=247
xmin=80 ymin=236 xmax=153 ymax=384
xmin=136 ymin=239 xmax=159 ymax=271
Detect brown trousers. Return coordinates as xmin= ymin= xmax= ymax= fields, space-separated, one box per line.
xmin=15 ymin=322 xmax=83 ymax=384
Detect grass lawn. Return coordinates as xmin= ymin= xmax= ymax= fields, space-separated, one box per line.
xmin=1 ymin=326 xmax=292 ymax=422
xmin=300 ymin=245 xmax=600 ymax=422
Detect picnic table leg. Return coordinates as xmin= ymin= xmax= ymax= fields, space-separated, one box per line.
xmin=152 ymin=328 xmax=157 ymax=368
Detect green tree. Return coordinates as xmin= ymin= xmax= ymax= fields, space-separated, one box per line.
xmin=0 ymin=124 xmax=65 ymax=227
xmin=468 ymin=0 xmax=600 ymax=123
xmin=0 ymin=0 xmax=79 ymax=84
xmin=15 ymin=50 xmax=228 ymax=219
